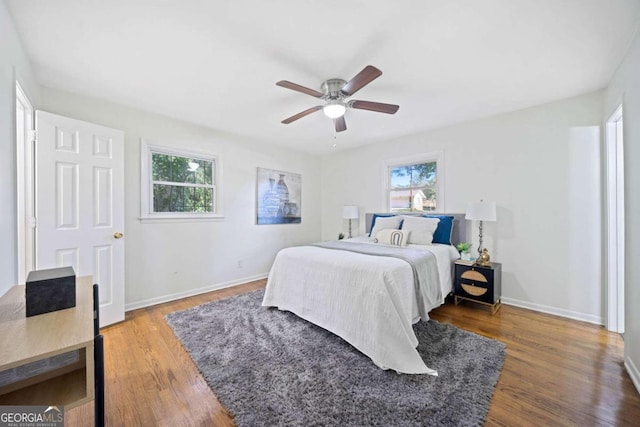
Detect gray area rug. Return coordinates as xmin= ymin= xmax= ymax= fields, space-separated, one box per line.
xmin=165 ymin=289 xmax=506 ymax=427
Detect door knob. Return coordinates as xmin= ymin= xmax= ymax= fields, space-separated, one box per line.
xmin=114 ymin=232 xmax=124 ymax=239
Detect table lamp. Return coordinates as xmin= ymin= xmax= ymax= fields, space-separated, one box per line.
xmin=342 ymin=205 xmax=359 ymax=238
xmin=465 ymin=200 xmax=497 ymax=265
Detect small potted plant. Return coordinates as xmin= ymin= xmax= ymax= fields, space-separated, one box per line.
xmin=456 ymin=242 xmax=473 ymax=261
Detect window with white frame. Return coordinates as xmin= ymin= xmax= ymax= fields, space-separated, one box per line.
xmin=384 ymin=152 xmax=443 ymax=212
xmin=141 ymin=141 xmax=222 ymax=220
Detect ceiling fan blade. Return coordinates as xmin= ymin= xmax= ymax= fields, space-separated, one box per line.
xmin=334 ymin=116 xmax=347 ymax=132
xmin=281 ymin=106 xmax=323 ymax=124
xmin=349 ymin=100 xmax=399 ymax=114
xmin=276 ymin=80 xmax=323 ymax=98
xmin=341 ymin=65 xmax=383 ymax=96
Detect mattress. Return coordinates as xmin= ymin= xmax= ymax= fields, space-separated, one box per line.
xmin=262 ymin=237 xmax=459 ymax=374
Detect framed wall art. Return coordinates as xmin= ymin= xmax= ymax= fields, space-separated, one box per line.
xmin=256 ymin=167 xmax=301 ymax=224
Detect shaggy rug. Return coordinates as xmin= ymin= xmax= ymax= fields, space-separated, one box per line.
xmin=165 ymin=289 xmax=506 ymax=427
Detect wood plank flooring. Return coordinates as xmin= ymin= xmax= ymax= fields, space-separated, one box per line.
xmin=66 ymin=279 xmax=640 ymax=426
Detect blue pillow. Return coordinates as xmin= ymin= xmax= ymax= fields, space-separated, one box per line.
xmin=369 ymin=213 xmax=398 ymax=237
xmin=422 ymin=215 xmax=454 ymax=245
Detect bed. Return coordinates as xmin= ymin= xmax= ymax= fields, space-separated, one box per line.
xmin=262 ymin=212 xmax=465 ymax=375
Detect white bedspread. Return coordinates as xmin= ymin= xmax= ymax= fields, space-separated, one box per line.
xmin=261 ymin=238 xmax=459 ymax=375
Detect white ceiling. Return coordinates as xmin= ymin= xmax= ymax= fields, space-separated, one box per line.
xmin=6 ymin=0 xmax=640 ymax=155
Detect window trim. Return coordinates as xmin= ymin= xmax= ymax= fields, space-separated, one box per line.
xmin=140 ymin=139 xmax=223 ymax=222
xmin=382 ymin=151 xmax=445 ymax=213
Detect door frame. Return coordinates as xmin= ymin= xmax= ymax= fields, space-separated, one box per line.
xmin=605 ymin=104 xmax=624 ymax=333
xmin=15 ymin=81 xmax=35 ymax=284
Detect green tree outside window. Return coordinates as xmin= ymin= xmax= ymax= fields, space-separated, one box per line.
xmin=151 ymin=152 xmax=215 ymax=213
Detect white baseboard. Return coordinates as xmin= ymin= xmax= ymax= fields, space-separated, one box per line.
xmin=625 ymin=354 xmax=640 ymax=395
xmin=501 ymin=297 xmax=604 ymax=325
xmin=125 ymin=278 xmax=605 ymax=325
xmin=124 ymin=273 xmax=268 ymax=312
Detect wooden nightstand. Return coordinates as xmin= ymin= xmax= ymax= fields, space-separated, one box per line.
xmin=454 ymin=261 xmax=502 ymax=314
xmin=0 ymin=276 xmax=96 ymax=408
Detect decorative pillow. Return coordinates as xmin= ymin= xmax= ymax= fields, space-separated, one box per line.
xmin=368 ymin=213 xmax=399 ymax=237
xmin=400 ymin=216 xmax=439 ymax=245
xmin=374 ymin=229 xmax=410 ymax=247
xmin=422 ymin=215 xmax=455 ymax=245
xmin=369 ymin=215 xmax=403 ymax=239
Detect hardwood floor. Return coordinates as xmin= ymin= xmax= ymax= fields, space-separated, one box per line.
xmin=66 ymin=279 xmax=640 ymax=426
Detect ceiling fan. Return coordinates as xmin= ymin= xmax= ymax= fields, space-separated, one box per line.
xmin=276 ymin=65 xmax=399 ymax=133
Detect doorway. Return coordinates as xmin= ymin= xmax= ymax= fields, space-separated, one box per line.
xmin=605 ymin=105 xmax=624 ymax=334
xmin=15 ymin=82 xmax=35 ymax=285
xmin=15 ymin=93 xmax=126 ymax=326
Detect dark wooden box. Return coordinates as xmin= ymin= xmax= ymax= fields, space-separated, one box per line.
xmin=26 ymin=266 xmax=76 ymax=317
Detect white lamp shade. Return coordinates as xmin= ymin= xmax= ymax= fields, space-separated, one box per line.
xmin=465 ymin=201 xmax=497 ymax=221
xmin=323 ymin=102 xmax=346 ymax=118
xmin=342 ymin=205 xmax=359 ymax=219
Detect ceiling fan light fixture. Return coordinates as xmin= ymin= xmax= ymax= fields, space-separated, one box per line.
xmin=277 ymin=66 xmax=398 ymax=131
xmin=323 ymin=101 xmax=346 ymax=119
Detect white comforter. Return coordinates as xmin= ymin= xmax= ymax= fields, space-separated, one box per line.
xmin=261 ymin=237 xmax=459 ymax=375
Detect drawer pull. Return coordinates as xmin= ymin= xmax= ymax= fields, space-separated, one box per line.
xmin=462 ymin=283 xmax=488 ymax=296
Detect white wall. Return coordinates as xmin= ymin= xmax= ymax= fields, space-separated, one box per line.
xmin=39 ymin=87 xmax=322 ymax=309
xmin=321 ymin=91 xmax=604 ymax=324
xmin=0 ymin=2 xmax=39 ymax=296
xmin=605 ymin=29 xmax=640 ymax=393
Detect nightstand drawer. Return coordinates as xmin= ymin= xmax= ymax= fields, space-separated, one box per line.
xmin=456 ymin=280 xmax=493 ymax=304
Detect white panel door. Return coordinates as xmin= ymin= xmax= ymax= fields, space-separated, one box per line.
xmin=35 ymin=111 xmax=125 ymax=326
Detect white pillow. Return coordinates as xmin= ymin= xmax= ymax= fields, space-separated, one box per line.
xmin=369 ymin=216 xmax=403 ymax=240
xmin=374 ymin=229 xmax=410 ymax=247
xmin=400 ymin=216 xmax=440 ymax=245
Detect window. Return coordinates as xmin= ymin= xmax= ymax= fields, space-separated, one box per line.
xmin=141 ymin=140 xmax=222 ymax=220
xmin=384 ymin=152 xmax=443 ymax=212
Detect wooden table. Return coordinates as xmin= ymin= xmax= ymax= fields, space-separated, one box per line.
xmin=0 ymin=276 xmax=95 ymax=408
